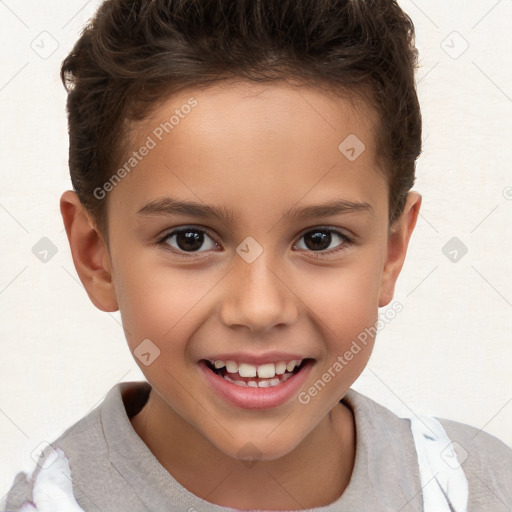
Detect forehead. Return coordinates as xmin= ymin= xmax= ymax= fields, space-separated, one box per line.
xmin=139 ymin=79 xmax=378 ymax=150
xmin=109 ymin=79 xmax=387 ymax=227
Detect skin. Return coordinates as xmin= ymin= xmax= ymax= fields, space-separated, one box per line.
xmin=60 ymin=79 xmax=421 ymax=510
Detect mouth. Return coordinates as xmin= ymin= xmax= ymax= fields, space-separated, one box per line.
xmin=198 ymin=357 xmax=315 ymax=409
xmin=202 ymin=358 xmax=311 ymax=388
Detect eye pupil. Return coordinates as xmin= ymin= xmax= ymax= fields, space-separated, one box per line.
xmin=176 ymin=230 xmax=204 ymax=252
xmin=304 ymin=230 xmax=331 ymax=251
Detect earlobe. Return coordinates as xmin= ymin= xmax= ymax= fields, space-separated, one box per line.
xmin=378 ymin=192 xmax=422 ymax=307
xmin=60 ymin=190 xmax=119 ymax=312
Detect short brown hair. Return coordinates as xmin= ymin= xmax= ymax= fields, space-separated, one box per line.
xmin=61 ymin=0 xmax=422 ymax=238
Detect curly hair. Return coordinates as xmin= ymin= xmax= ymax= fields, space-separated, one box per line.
xmin=61 ymin=0 xmax=422 ymax=238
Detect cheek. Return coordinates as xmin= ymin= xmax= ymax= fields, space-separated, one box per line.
xmin=298 ymin=253 xmax=383 ymax=388
xmin=114 ymin=259 xmax=218 ymax=353
xmin=303 ymin=259 xmax=382 ymax=338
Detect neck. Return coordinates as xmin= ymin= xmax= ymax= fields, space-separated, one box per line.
xmin=130 ymin=391 xmax=355 ymax=510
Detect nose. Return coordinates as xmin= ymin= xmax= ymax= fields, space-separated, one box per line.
xmin=219 ymin=252 xmax=299 ymax=333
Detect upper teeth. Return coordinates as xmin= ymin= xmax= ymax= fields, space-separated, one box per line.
xmin=212 ymin=359 xmax=303 ymax=378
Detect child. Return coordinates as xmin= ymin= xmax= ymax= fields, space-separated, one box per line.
xmin=3 ymin=0 xmax=511 ymax=510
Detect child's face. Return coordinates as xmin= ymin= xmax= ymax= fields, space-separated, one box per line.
xmin=66 ymin=80 xmax=420 ymax=462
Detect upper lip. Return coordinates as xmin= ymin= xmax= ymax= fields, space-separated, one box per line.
xmin=201 ymin=352 xmax=312 ymax=365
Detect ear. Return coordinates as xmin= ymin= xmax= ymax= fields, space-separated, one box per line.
xmin=60 ymin=190 xmax=118 ymax=312
xmin=378 ymin=191 xmax=422 ymax=307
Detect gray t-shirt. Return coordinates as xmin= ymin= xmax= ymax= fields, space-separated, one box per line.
xmin=3 ymin=381 xmax=512 ymax=511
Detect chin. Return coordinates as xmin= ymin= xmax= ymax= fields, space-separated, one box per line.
xmin=212 ymin=430 xmax=306 ymax=465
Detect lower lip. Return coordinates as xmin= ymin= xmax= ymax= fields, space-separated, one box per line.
xmin=198 ymin=360 xmax=314 ymax=410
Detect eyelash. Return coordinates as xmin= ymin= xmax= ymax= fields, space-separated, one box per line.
xmin=156 ymin=226 xmax=354 ymax=259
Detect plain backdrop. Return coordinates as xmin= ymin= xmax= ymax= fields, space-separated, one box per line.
xmin=1 ymin=0 xmax=512 ymax=496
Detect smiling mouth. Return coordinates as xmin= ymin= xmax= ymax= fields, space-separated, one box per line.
xmin=203 ymin=359 xmax=312 ymax=388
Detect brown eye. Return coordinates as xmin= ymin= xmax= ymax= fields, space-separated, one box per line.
xmin=302 ymin=230 xmax=332 ymax=251
xmin=161 ymin=228 xmax=217 ymax=253
xmin=295 ymin=228 xmax=351 ymax=254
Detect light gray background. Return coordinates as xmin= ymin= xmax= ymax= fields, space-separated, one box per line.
xmin=1 ymin=0 xmax=511 ymax=496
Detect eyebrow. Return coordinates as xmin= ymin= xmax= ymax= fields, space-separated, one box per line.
xmin=136 ymin=196 xmax=373 ymax=226
xmin=283 ymin=199 xmax=373 ymax=220
xmin=137 ymin=197 xmax=236 ymax=225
